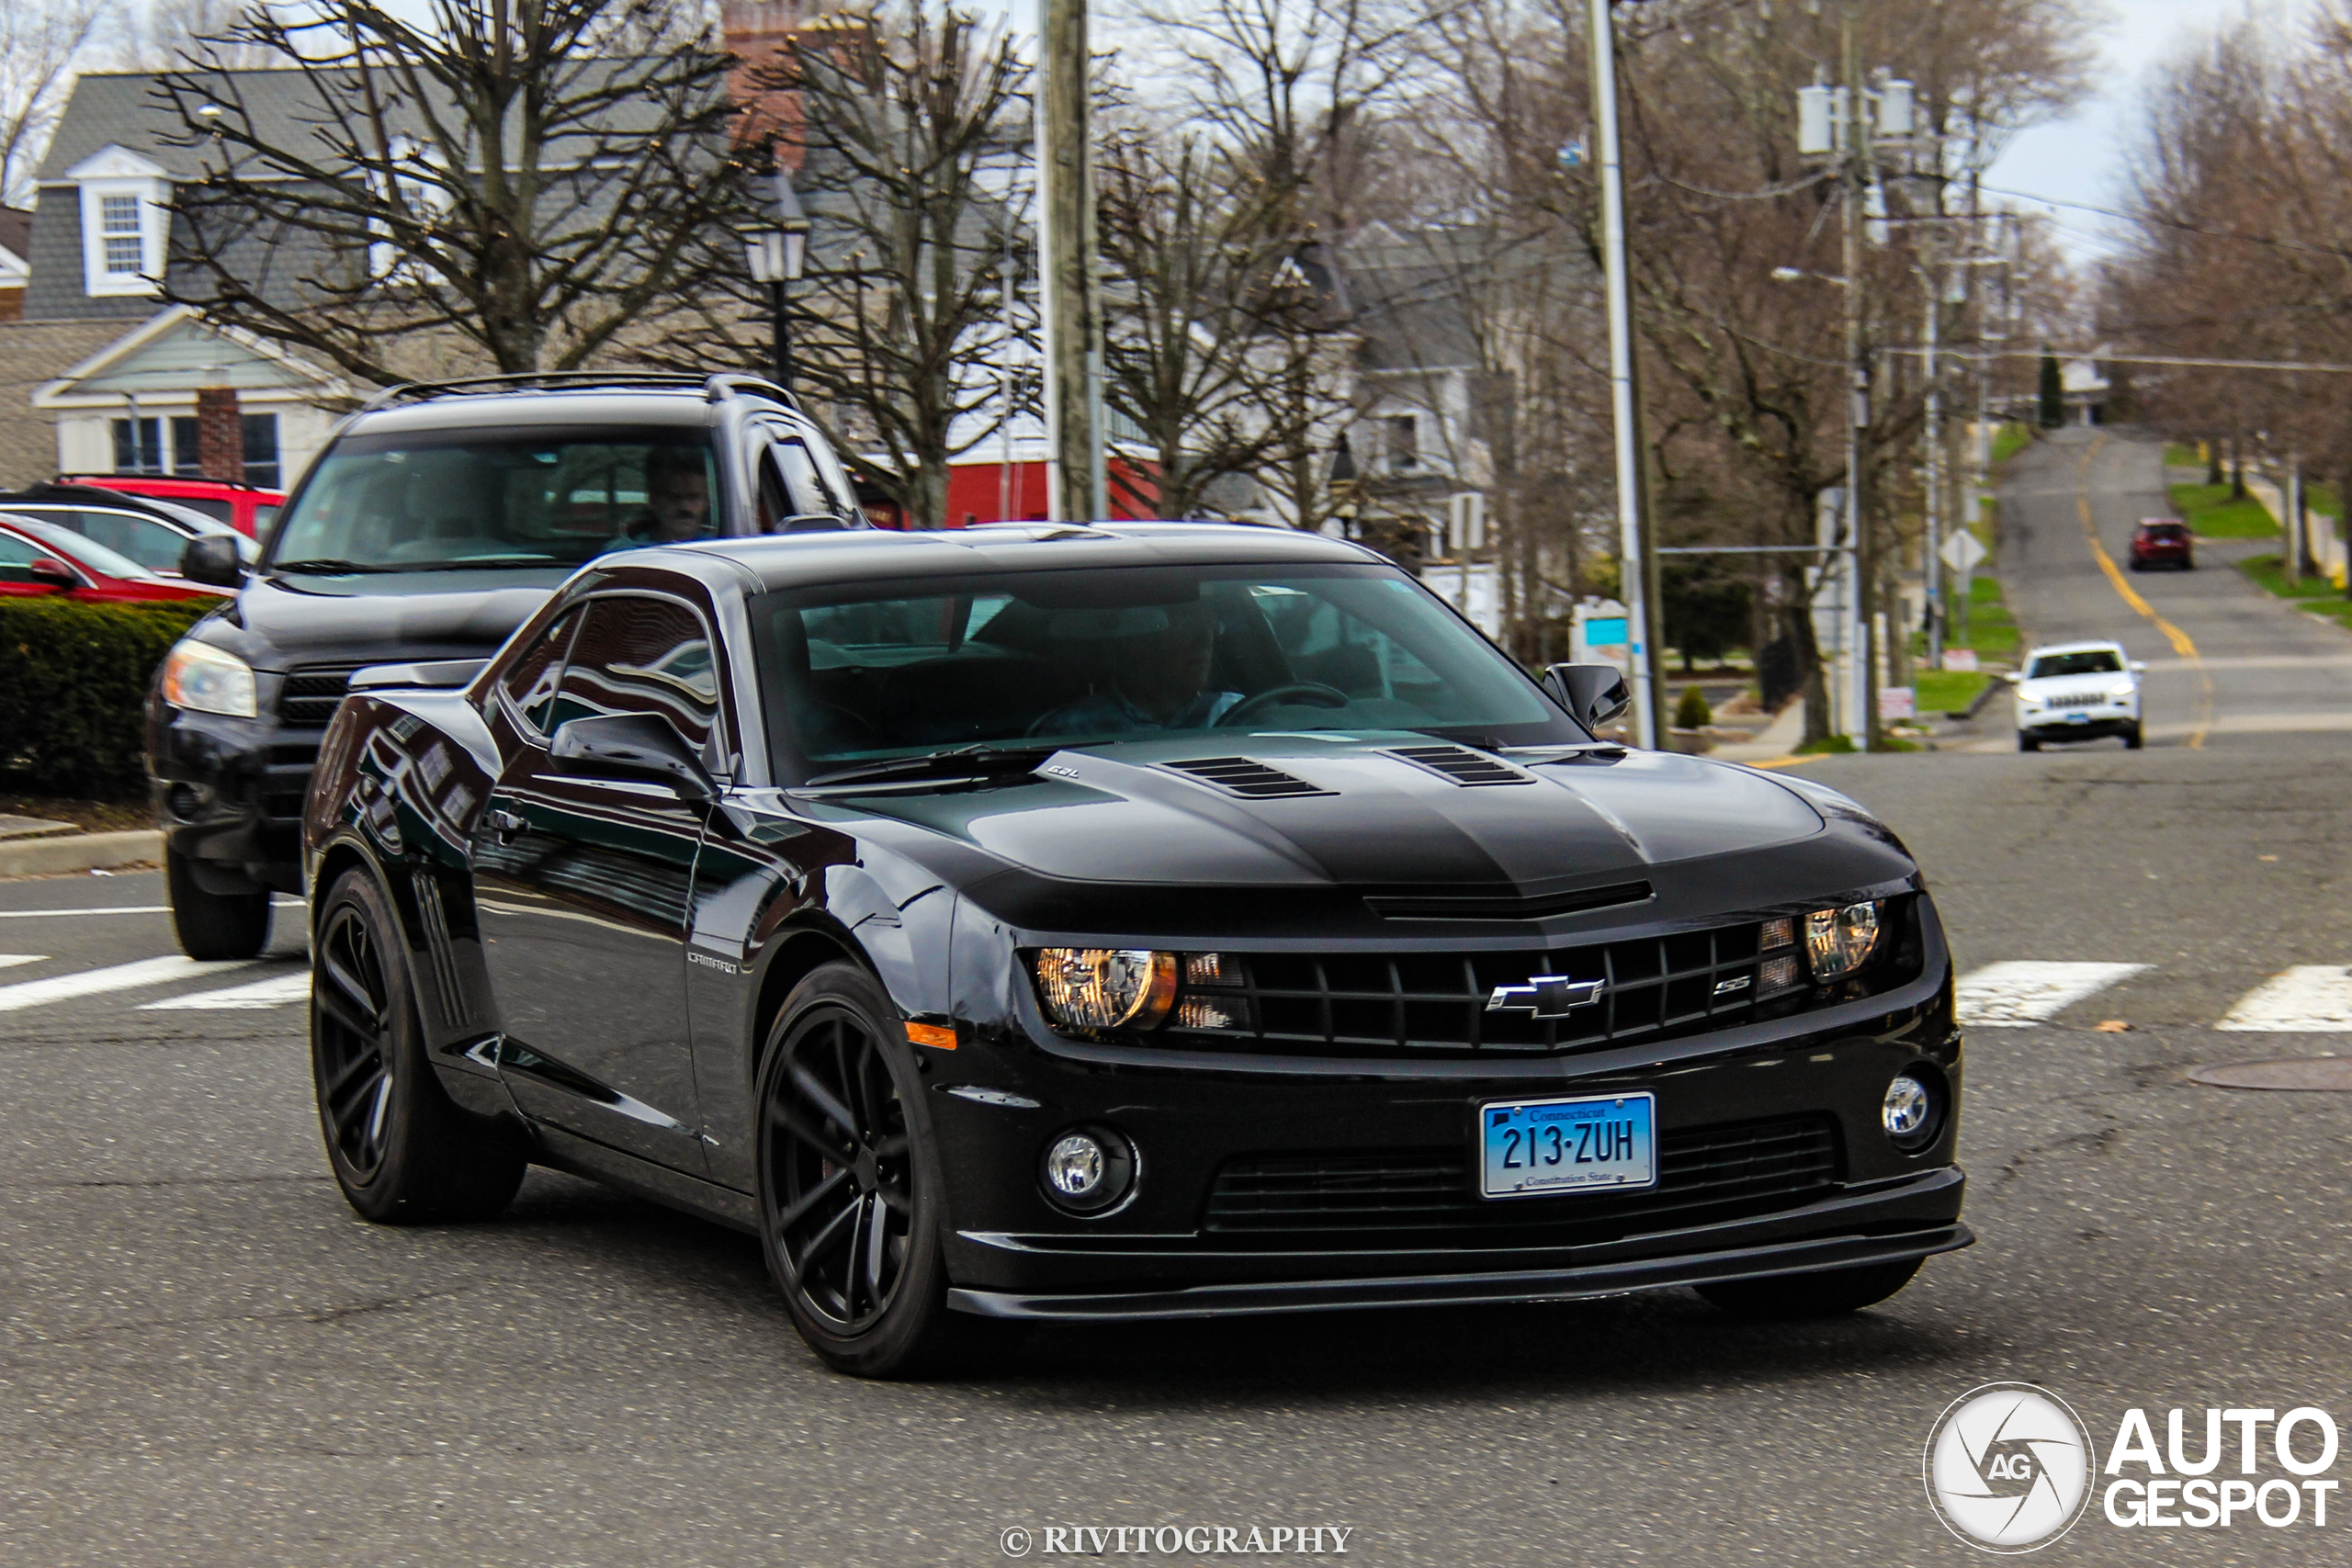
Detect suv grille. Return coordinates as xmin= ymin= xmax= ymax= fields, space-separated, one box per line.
xmin=1204 ymin=1116 xmax=1840 ymax=1246
xmin=277 ymin=666 xmax=360 ymax=727
xmin=2044 ymin=691 xmax=2107 ymax=710
xmin=1170 ymin=919 xmax=1797 ymax=1056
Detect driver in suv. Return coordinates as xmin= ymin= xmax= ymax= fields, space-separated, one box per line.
xmin=146 ymin=372 xmax=861 ymax=960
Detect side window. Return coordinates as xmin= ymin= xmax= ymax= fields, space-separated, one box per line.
xmin=548 ymin=595 xmax=718 ymax=751
xmin=500 ymin=607 xmax=579 ymax=737
xmin=77 ymin=511 xmax=187 ymax=573
xmin=0 ymin=532 xmax=48 ymax=584
xmin=753 ymin=423 xmax=855 ymax=532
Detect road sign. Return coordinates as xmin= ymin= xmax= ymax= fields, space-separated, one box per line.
xmin=1940 ymin=532 xmax=1987 ymax=573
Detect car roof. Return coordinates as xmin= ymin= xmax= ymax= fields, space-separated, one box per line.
xmin=0 ymin=482 xmax=225 ymax=533
xmin=343 ymin=382 xmax=798 ymax=438
xmin=615 ymin=521 xmax=1385 ymax=594
xmin=2024 ymin=639 xmax=2129 ymax=658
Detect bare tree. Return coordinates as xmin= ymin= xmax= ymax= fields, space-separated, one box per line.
xmin=1 ymin=0 xmax=115 ymax=209
xmin=154 ymin=0 xmax=753 ymax=384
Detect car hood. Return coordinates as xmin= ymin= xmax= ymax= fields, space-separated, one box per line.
xmin=2017 ymin=672 xmax=2132 ymax=699
xmin=198 ymin=568 xmax=566 ymax=670
xmin=829 ymin=736 xmax=1826 ymax=890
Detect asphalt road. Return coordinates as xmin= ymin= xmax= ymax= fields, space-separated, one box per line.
xmin=4 ymin=443 xmax=2350 ymax=1564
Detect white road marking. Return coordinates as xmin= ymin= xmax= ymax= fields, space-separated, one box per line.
xmin=1956 ymin=961 xmax=2152 ymax=1026
xmin=0 ymin=898 xmax=301 ymax=919
xmin=0 ymin=954 xmax=44 ymax=970
xmin=141 ymin=967 xmax=311 ymax=1011
xmin=0 ymin=955 xmax=257 ymax=1013
xmin=2217 ymin=967 xmax=2352 ymax=1032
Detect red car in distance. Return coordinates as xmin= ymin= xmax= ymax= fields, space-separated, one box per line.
xmin=2130 ymin=518 xmax=2194 ymax=571
xmin=0 ymin=513 xmax=226 ymax=604
xmin=58 ymin=475 xmax=286 ymax=538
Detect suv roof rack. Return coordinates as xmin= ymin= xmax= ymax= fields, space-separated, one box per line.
xmin=358 ymin=370 xmax=797 ymax=412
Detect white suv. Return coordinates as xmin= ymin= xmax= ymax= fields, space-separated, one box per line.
xmin=2008 ymin=639 xmax=2145 ymax=751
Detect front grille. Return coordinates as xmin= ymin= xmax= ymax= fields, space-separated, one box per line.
xmin=1160 ymin=756 xmax=1331 ymax=798
xmin=277 ymin=666 xmax=360 ymax=727
xmin=2043 ymin=692 xmax=2109 ymax=711
xmin=1204 ymin=1115 xmax=1839 ymax=1246
xmin=1169 ymin=919 xmax=1801 ymax=1056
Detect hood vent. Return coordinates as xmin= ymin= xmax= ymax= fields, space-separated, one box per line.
xmin=1386 ymin=744 xmax=1535 ymax=787
xmin=1161 ymin=756 xmax=1333 ymax=799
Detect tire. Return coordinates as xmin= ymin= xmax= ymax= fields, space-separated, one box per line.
xmin=311 ymin=869 xmax=526 ymax=1224
xmin=2124 ymin=721 xmax=2144 ymax=750
xmin=2018 ymin=732 xmax=2041 ymax=752
xmin=1695 ymin=1257 xmax=1922 ymax=1320
xmin=2128 ymin=558 xmax=2144 ymax=572
xmin=755 ymin=960 xmax=968 ymax=1378
xmin=166 ymin=845 xmax=270 ymax=961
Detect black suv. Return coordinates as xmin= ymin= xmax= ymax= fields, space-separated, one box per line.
xmin=147 ymin=372 xmax=863 ymax=959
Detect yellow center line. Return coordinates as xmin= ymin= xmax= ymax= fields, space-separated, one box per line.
xmin=2075 ymin=437 xmax=2213 ymax=748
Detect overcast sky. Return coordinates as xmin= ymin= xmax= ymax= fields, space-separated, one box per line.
xmin=1984 ymin=0 xmax=2295 ymax=257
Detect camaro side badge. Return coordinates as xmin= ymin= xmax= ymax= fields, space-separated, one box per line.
xmin=1487 ymin=976 xmax=1607 ymax=1018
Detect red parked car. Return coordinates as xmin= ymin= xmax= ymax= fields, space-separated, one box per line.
xmin=57 ymin=475 xmax=286 ymax=539
xmin=2130 ymin=518 xmax=2194 ymax=570
xmin=0 ymin=513 xmax=226 ymax=604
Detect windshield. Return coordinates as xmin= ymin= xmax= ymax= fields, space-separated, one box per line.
xmin=753 ymin=562 xmax=1582 ymax=779
xmin=266 ymin=426 xmax=717 ymax=573
xmin=0 ymin=514 xmax=156 ymax=580
xmin=2029 ymin=650 xmax=2124 ymax=678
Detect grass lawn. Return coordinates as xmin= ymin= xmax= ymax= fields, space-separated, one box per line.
xmin=1990 ymin=423 xmax=2034 ymax=466
xmin=2164 ymin=441 xmax=2202 ymax=468
xmin=2237 ymin=554 xmax=2352 ymax=631
xmin=1952 ymin=571 xmax=2019 ymax=661
xmin=1915 ymin=668 xmax=1993 ymax=715
xmin=2169 ymin=481 xmax=2280 ymax=538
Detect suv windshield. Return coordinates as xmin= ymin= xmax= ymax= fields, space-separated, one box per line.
xmin=2029 ymin=650 xmax=2124 ymax=678
xmin=754 ymin=562 xmax=1583 ymax=776
xmin=267 ymin=426 xmax=717 ymax=573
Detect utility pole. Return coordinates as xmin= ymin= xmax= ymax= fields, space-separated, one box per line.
xmin=1840 ymin=2 xmax=1875 ymax=750
xmin=1589 ymin=0 xmax=1666 ymax=748
xmin=1039 ymin=0 xmax=1104 ymax=522
xmin=1923 ymin=250 xmax=1943 ymax=671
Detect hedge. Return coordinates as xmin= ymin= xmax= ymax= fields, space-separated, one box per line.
xmin=0 ymin=596 xmax=213 ymax=798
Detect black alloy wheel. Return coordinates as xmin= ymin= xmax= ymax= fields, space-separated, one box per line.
xmin=311 ymin=869 xmax=526 ymax=1224
xmin=757 ymin=961 xmax=960 ymax=1377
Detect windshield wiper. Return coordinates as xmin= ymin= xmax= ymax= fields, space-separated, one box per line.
xmin=798 ymin=743 xmax=1056 ymax=789
xmin=267 ymin=558 xmax=394 ymax=576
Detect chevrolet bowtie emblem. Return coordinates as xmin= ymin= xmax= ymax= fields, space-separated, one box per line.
xmin=1487 ymin=976 xmax=1607 ymax=1018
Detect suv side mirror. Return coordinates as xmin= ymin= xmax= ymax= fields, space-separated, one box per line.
xmin=180 ymin=535 xmax=245 ymax=588
xmin=548 ymin=712 xmax=716 ymax=800
xmin=1541 ymin=662 xmax=1632 ymax=731
xmin=27 ymin=557 xmax=76 ymax=591
xmin=2129 ymin=660 xmax=2146 ymax=673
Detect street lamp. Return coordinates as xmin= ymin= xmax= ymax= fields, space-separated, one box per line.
xmin=742 ymin=171 xmax=809 ymax=394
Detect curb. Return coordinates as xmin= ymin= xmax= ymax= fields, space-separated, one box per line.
xmin=0 ymin=829 xmax=164 ymax=878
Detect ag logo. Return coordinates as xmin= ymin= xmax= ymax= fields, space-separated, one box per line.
xmin=1924 ymin=1382 xmax=2093 ymax=1552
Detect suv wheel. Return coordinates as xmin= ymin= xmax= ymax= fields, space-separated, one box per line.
xmin=756 ymin=961 xmax=970 ymax=1378
xmin=1696 ymin=1257 xmax=1922 ymax=1319
xmin=2018 ymin=731 xmax=2041 ymax=752
xmin=166 ymin=845 xmax=271 ymax=961
xmin=2124 ymin=721 xmax=2144 ymax=750
xmin=311 ymin=869 xmax=526 ymax=1223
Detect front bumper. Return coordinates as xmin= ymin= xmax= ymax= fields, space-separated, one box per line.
xmin=2019 ymin=710 xmax=2135 ymax=740
xmin=145 ymin=698 xmax=323 ymax=895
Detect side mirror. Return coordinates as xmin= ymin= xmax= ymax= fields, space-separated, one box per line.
xmin=180 ymin=534 xmax=245 ymax=588
xmin=27 ymin=557 xmax=76 ymax=591
xmin=1541 ymin=662 xmax=1632 ymax=731
xmin=548 ymin=712 xmax=716 ymax=800
xmin=2129 ymin=660 xmax=2146 ymax=673
xmin=2001 ymin=671 xmax=2022 ymax=684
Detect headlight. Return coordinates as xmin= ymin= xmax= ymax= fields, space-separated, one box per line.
xmin=1029 ymin=949 xmax=1178 ymax=1031
xmin=160 ymin=639 xmax=258 ymax=718
xmin=2109 ymin=683 xmax=2135 ymax=699
xmin=1804 ymin=900 xmax=1883 ymax=980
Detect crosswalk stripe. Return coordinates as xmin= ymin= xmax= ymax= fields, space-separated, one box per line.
xmin=1956 ymin=961 xmax=2151 ymax=1026
xmin=2217 ymin=967 xmax=2352 ymax=1032
xmin=141 ymin=968 xmax=311 ymax=1011
xmin=0 ymin=955 xmax=257 ymax=1014
xmin=0 ymin=954 xmax=45 ymax=970
xmin=0 ymin=898 xmax=302 ymax=919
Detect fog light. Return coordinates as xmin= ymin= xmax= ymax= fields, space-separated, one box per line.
xmin=1175 ymin=995 xmax=1239 ymax=1030
xmin=1758 ymin=954 xmax=1803 ymax=996
xmin=1883 ymin=1074 xmax=1937 ymax=1151
xmin=1039 ymin=1127 xmax=1136 ymax=1214
xmin=165 ymin=783 xmax=203 ymax=821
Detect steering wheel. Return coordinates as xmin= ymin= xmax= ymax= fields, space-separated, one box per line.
xmin=1216 ymin=682 xmax=1351 ymax=727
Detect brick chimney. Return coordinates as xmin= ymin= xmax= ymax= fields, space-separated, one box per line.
xmin=724 ymin=0 xmax=818 ymax=171
xmin=195 ymin=387 xmax=243 ymax=483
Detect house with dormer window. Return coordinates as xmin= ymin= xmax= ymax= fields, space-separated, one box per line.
xmin=0 ymin=73 xmax=351 ymax=491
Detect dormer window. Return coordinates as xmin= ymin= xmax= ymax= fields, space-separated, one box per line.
xmin=66 ymin=146 xmax=172 ymax=298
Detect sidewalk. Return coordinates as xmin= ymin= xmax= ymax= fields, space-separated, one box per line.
xmin=1711 ymin=699 xmax=1805 ymax=763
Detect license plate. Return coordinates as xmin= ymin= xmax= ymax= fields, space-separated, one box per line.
xmin=1479 ymin=1092 xmax=1657 ymax=1199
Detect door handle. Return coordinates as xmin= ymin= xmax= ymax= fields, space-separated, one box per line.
xmin=487 ymin=808 xmax=526 ymax=842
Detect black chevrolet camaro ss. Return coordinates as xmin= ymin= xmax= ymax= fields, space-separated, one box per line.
xmin=302 ymin=521 xmax=1968 ymax=1376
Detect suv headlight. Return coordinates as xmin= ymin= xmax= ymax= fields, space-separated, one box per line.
xmin=2109 ymin=683 xmax=2135 ymax=699
xmin=1804 ymin=900 xmax=1883 ymax=980
xmin=160 ymin=639 xmax=258 ymax=718
xmin=1030 ymin=949 xmax=1179 ymax=1031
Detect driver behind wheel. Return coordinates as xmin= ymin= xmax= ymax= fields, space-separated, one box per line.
xmin=1035 ymin=598 xmax=1242 ymax=734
